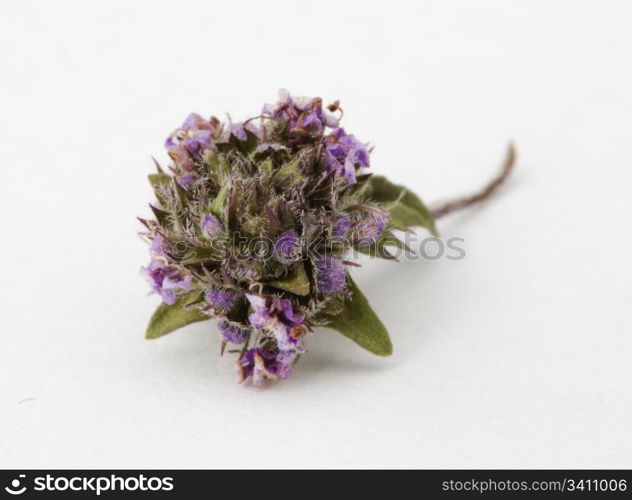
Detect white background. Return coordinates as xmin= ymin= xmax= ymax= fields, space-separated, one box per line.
xmin=1 ymin=0 xmax=631 ymax=469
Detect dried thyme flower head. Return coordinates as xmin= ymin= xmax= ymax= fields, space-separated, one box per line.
xmin=140 ymin=89 xmax=515 ymax=387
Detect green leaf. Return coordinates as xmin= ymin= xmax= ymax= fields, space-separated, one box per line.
xmin=268 ymin=262 xmax=310 ymax=295
xmin=367 ymin=175 xmax=438 ymax=235
xmin=356 ymin=231 xmax=407 ymax=261
xmin=149 ymin=204 xmax=172 ymax=228
xmin=323 ymin=276 xmax=392 ymax=356
xmin=148 ymin=172 xmax=172 ymax=206
xmin=205 ymin=152 xmax=231 ymax=178
xmin=180 ymin=245 xmax=222 ymax=265
xmin=145 ymin=294 xmax=209 ymax=339
xmin=260 ymin=158 xmax=274 ymax=175
xmin=210 ymin=183 xmax=229 ymax=218
xmin=151 ymin=156 xmax=165 ymax=173
xmin=273 ymin=157 xmax=303 ymax=186
xmin=172 ymin=177 xmax=189 ymax=207
xmin=148 ymin=172 xmax=171 ymax=188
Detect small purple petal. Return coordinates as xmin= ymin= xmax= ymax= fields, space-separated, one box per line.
xmin=161 ymin=266 xmax=192 ymax=291
xmin=141 ymin=258 xmax=192 ymax=305
xmin=271 ymin=297 xmax=305 ymax=326
xmin=236 ymin=348 xmax=298 ymax=386
xmin=262 ymin=89 xmax=337 ymax=142
xmin=177 ymin=173 xmax=197 ymax=189
xmin=160 ymin=289 xmax=176 ymax=305
xmin=354 ymin=208 xmax=389 ymax=247
xmin=323 ymin=128 xmax=370 ymax=184
xmin=201 ymin=214 xmax=223 ymax=238
xmin=226 ymin=122 xmax=262 ymax=142
xmin=150 ymin=234 xmax=166 ymax=256
xmin=274 ymin=230 xmax=301 ymax=259
xmin=324 ymin=113 xmax=339 ymax=128
xmin=236 ymin=348 xmax=258 ymax=382
xmin=315 ymin=256 xmax=346 ymax=293
xmin=218 ymin=321 xmax=250 ymax=344
xmin=236 ymin=348 xmax=272 ymax=385
xmin=332 ymin=214 xmax=352 ymax=238
xmin=300 ymin=112 xmax=323 ymax=134
xmin=182 ymin=112 xmax=206 ymax=129
xmin=274 ymin=350 xmax=298 ymax=379
xmin=206 ymin=288 xmax=238 ymax=309
xmin=229 ymin=122 xmax=248 ymax=141
xmin=165 ymin=136 xmax=178 ymax=152
xmin=245 ymin=294 xmax=273 ymax=329
xmin=245 ymin=294 xmax=306 ymax=351
xmin=165 ymin=113 xmax=217 ymax=168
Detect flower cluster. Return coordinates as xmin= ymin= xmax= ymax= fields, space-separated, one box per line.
xmin=140 ymin=90 xmax=392 ymax=386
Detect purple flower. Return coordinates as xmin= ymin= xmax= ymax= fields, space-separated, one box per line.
xmin=315 ymin=256 xmax=346 ymax=293
xmin=274 ymin=230 xmax=301 ymax=260
xmin=323 ymin=128 xmax=370 ymax=184
xmin=201 ymin=214 xmax=223 ymax=238
xmin=150 ymin=234 xmax=167 ymax=256
xmin=245 ymin=294 xmax=307 ymax=351
xmin=142 ymin=234 xmax=192 ymax=304
xmin=245 ymin=294 xmax=272 ymax=329
xmin=332 ymin=214 xmax=352 ymax=238
xmin=226 ymin=121 xmax=261 ymax=142
xmin=165 ymin=113 xmax=217 ymax=170
xmin=205 ymin=288 xmax=238 ymax=309
xmin=263 ymin=89 xmax=338 ymax=142
xmin=177 ymin=173 xmax=197 ymax=189
xmin=353 ymin=208 xmax=389 ymax=247
xmin=261 ymin=89 xmax=293 ymax=120
xmin=141 ymin=259 xmax=192 ymax=305
xmin=235 ymin=348 xmax=298 ymax=386
xmin=218 ymin=321 xmax=250 ymax=345
xmin=274 ymin=350 xmax=298 ymax=378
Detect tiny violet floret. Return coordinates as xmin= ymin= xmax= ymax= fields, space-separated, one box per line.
xmin=323 ymin=128 xmax=370 ymax=184
xmin=149 ymin=233 xmax=166 ymax=256
xmin=274 ymin=230 xmax=301 ymax=260
xmin=225 ymin=121 xmax=261 ymax=142
xmin=332 ymin=214 xmax=352 ymax=238
xmin=218 ymin=321 xmax=250 ymax=345
xmin=201 ymin=214 xmax=223 ymax=238
xmin=352 ymin=208 xmax=389 ymax=247
xmin=165 ymin=113 xmax=218 ymax=170
xmin=205 ymin=288 xmax=238 ymax=309
xmin=263 ymin=89 xmax=339 ymax=144
xmin=141 ymin=258 xmax=192 ymax=306
xmin=177 ymin=173 xmax=197 ymax=189
xmin=246 ymin=294 xmax=307 ymax=352
xmin=236 ymin=348 xmax=298 ymax=387
xmin=315 ymin=256 xmax=346 ymax=294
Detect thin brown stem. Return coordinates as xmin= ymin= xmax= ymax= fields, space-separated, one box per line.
xmin=431 ymin=143 xmax=517 ymax=219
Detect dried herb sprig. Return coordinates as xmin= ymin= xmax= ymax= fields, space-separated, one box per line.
xmin=139 ymin=90 xmax=515 ymax=386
